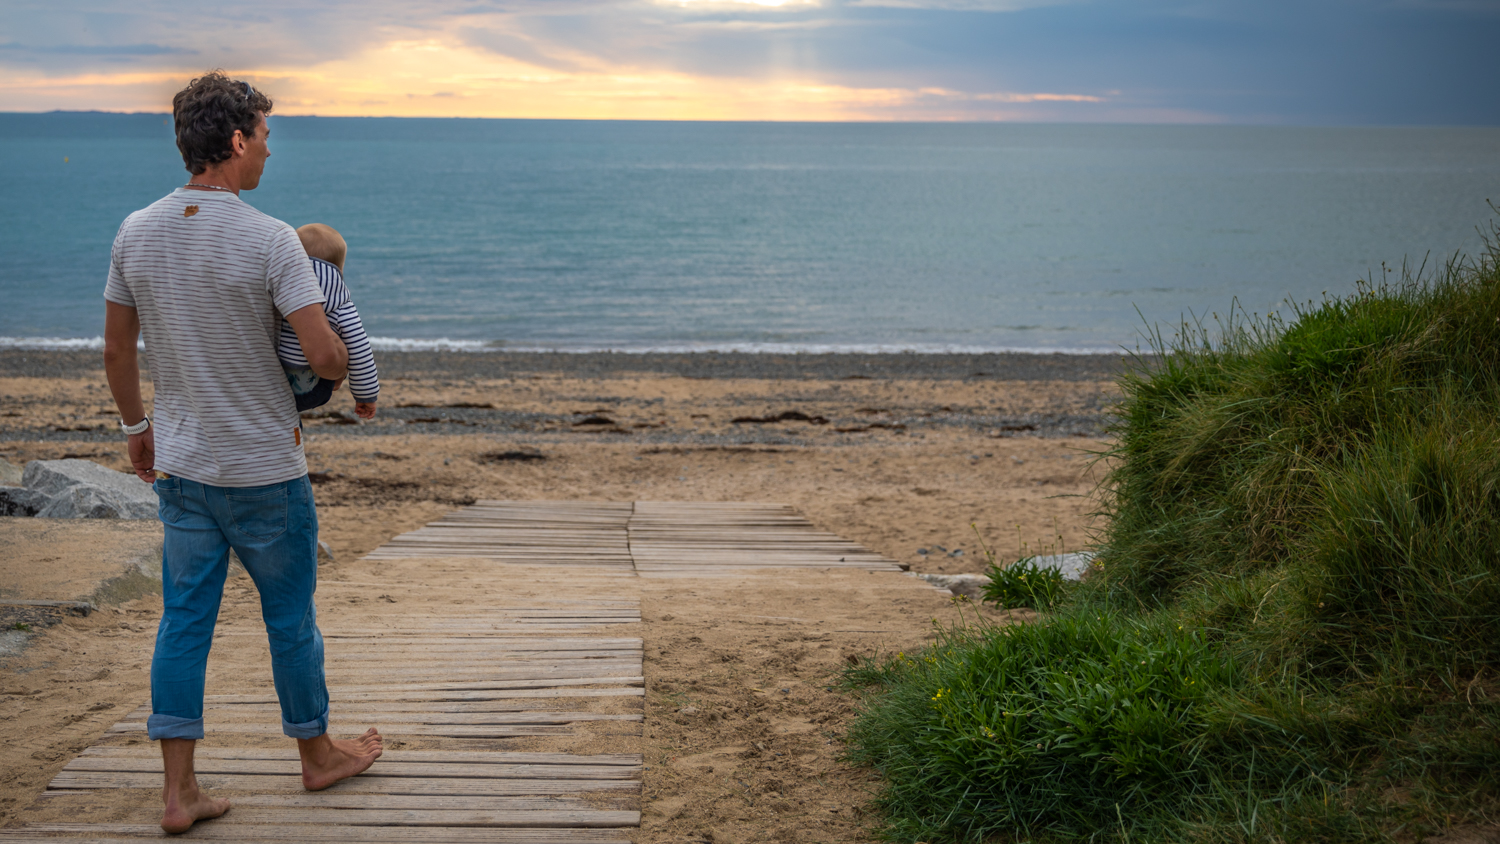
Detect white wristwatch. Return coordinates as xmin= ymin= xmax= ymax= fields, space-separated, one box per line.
xmin=120 ymin=416 xmax=151 ymax=436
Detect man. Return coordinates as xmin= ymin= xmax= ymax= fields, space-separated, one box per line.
xmin=103 ymin=72 xmax=382 ymax=834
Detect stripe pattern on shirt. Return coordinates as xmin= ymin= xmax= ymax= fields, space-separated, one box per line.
xmin=104 ymin=189 xmax=325 ymax=487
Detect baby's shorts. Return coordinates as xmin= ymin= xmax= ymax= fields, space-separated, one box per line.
xmin=284 ymin=366 xmax=335 ymax=412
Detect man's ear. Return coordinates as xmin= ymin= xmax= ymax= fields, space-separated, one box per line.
xmin=230 ymin=129 xmax=247 ymax=157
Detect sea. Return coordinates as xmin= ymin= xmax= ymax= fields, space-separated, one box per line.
xmin=2 ymin=113 xmax=1498 ymax=354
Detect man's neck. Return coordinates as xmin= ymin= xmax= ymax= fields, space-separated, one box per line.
xmin=186 ymin=168 xmax=239 ymax=195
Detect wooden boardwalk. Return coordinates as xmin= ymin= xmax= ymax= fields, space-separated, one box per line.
xmin=368 ymin=500 xmax=904 ymax=575
xmin=3 ymin=501 xmax=898 ymax=842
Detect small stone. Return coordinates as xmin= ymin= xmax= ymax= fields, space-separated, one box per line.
xmin=916 ymin=548 xmax=929 ymax=555
xmin=0 ymin=460 xmax=23 ymax=486
xmin=678 ymin=706 xmax=699 ymax=715
xmin=317 ymin=540 xmax=335 ymax=562
xmin=948 ymin=549 xmax=964 ymax=557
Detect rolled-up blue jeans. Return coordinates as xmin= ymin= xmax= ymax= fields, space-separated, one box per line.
xmin=147 ymin=474 xmax=329 ymax=741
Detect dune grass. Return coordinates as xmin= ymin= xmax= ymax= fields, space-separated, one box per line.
xmin=843 ymin=227 xmax=1500 ymax=842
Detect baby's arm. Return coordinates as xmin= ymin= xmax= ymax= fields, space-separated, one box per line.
xmin=330 ymin=302 xmax=379 ymax=417
xmin=277 ymin=318 xmax=312 ymax=368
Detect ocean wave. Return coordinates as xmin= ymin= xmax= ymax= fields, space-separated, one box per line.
xmin=367 ymin=337 xmax=498 ymax=352
xmin=493 ymin=342 xmax=1125 ymax=355
xmin=1 ymin=335 xmax=1123 ymax=355
xmin=1 ymin=336 xmax=112 ymax=350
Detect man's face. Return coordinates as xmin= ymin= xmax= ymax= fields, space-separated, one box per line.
xmin=237 ymin=113 xmax=270 ymax=190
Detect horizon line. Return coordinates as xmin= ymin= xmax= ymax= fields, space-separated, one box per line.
xmin=3 ymin=109 xmax=1496 ymax=129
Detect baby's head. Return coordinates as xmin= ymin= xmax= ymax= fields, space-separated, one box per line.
xmin=297 ymin=223 xmax=347 ymax=272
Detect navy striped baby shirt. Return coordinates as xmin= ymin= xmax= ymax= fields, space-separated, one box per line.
xmin=276 ymin=258 xmax=379 ymax=403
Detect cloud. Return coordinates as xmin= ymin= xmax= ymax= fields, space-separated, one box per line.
xmin=663 ymin=0 xmax=820 ymax=6
xmin=843 ymin=0 xmax=1072 ymax=9
xmin=0 ymin=42 xmax=196 ymax=58
xmin=0 ymin=0 xmax=1495 ymax=123
xmin=459 ymin=27 xmax=586 ymax=72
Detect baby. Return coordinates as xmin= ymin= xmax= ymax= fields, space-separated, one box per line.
xmin=280 ymin=223 xmax=379 ymax=418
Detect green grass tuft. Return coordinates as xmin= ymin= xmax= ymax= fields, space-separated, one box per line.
xmin=981 ymin=556 xmax=1069 ymax=611
xmin=843 ymin=222 xmax=1500 ymax=842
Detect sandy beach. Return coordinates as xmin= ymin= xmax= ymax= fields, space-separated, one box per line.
xmin=0 ymin=349 xmax=1122 ymax=841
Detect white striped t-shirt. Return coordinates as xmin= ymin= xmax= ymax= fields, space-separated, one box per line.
xmin=104 ymin=188 xmax=326 ymax=487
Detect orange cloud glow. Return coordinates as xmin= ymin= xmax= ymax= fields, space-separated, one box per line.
xmin=0 ymin=36 xmax=1110 ymax=121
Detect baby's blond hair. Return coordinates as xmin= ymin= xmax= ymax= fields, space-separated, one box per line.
xmin=297 ymin=223 xmax=347 ymax=272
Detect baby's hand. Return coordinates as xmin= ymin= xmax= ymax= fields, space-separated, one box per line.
xmin=355 ymin=401 xmax=377 ymax=419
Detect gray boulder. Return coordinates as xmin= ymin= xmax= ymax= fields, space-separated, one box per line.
xmin=0 ymin=486 xmax=49 ymax=517
xmin=1032 ymin=551 xmax=1096 ymax=581
xmin=21 ymin=459 xmax=157 ymax=520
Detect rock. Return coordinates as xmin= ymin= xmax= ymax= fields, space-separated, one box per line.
xmin=1032 ymin=551 xmax=1095 ymax=581
xmin=919 ymin=573 xmax=990 ymax=601
xmin=916 ymin=552 xmax=1099 ymax=600
xmin=23 ymin=459 xmax=157 ymax=519
xmin=0 ymin=459 xmax=23 ymax=486
xmin=0 ymin=486 xmax=50 ymax=517
xmin=318 ymin=540 xmax=335 ymax=563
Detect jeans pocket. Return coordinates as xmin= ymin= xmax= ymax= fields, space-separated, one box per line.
xmin=226 ymin=487 xmax=288 ymax=541
xmin=154 ymin=477 xmax=185 ymax=524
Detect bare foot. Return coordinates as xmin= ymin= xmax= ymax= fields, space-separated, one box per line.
xmin=160 ymin=788 xmax=231 ymax=834
xmin=298 ymin=728 xmax=383 ymax=791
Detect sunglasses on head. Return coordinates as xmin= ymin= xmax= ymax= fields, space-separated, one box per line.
xmin=240 ymin=81 xmax=256 ymax=101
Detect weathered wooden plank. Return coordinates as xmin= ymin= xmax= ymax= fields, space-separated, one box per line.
xmin=36 ymin=793 xmax=613 ymax=812
xmin=320 ymin=658 xmax=641 ymax=672
xmin=201 ymin=687 xmax=644 ymax=704
xmin=218 ymin=675 xmax=646 ymax=696
xmin=322 ymin=658 xmax=641 ymax=671
xmin=225 ymin=626 xmax=636 ymax=636
xmin=315 ymin=668 xmax=641 ymax=683
xmin=108 ymin=723 xmax=577 ymax=738
xmin=325 ymin=650 xmax=643 ymax=660
xmin=82 ymin=806 xmax=639 ymax=828
xmin=46 ymin=772 xmax=640 ymax=796
xmin=126 ymin=700 xmax=636 ymax=715
xmin=78 ymin=747 xmax=641 ymax=765
xmin=4 ymin=824 xmax=634 ymax=841
xmin=110 ymin=713 xmax=642 ymax=726
xmin=63 ymin=758 xmax=640 ymax=780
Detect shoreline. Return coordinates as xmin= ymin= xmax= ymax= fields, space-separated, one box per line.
xmin=0 ymin=348 xmax=1137 ymax=381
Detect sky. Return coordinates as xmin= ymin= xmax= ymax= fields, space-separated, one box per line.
xmin=1 ymin=0 xmax=1497 ymax=123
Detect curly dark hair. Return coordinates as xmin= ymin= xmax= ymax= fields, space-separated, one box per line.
xmin=172 ymin=71 xmax=274 ymax=175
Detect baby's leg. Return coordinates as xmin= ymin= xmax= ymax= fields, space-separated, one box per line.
xmin=294 ymin=377 xmax=336 ymax=412
xmin=285 ymin=367 xmax=334 ymax=412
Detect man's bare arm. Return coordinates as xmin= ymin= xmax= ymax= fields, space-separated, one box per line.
xmin=285 ymin=303 xmax=349 ymax=381
xmin=104 ymin=300 xmax=155 ymax=482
